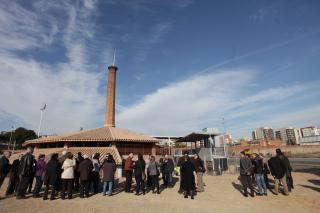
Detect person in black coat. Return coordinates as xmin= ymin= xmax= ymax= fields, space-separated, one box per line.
xmin=268 ymin=149 xmax=289 ymax=195
xmin=16 ymin=147 xmax=35 ymax=199
xmin=6 ymin=154 xmax=22 ymax=196
xmin=0 ymin=151 xmax=11 ymax=190
xmin=180 ymin=156 xmax=196 ymax=199
xmin=134 ymin=154 xmax=146 ymax=195
xmin=43 ymin=153 xmax=60 ymax=200
xmin=239 ymin=151 xmax=254 ymax=197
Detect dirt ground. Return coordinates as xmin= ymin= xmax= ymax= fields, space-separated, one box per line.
xmin=0 ymin=172 xmax=319 ymax=213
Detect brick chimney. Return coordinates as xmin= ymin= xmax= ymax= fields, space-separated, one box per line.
xmin=104 ymin=65 xmax=118 ymax=127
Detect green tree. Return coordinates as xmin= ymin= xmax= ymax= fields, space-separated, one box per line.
xmin=0 ymin=127 xmax=37 ymax=149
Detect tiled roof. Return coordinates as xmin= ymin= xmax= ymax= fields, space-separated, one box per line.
xmin=24 ymin=126 xmax=159 ymax=146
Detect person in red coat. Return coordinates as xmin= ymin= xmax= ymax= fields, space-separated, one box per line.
xmin=124 ymin=153 xmax=134 ymax=193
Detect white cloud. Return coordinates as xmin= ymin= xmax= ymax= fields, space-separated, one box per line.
xmin=117 ymin=68 xmax=320 ymax=137
xmin=0 ymin=1 xmax=107 ymax=134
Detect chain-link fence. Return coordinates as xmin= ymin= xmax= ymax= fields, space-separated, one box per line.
xmin=227 ymin=157 xmax=240 ymax=174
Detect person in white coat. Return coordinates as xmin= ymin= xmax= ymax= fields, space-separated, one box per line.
xmin=61 ymin=152 xmax=75 ymax=199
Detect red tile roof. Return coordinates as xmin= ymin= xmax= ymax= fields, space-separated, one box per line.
xmin=23 ymin=126 xmax=159 ymax=146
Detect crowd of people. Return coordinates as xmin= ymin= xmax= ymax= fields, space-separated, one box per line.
xmin=239 ymin=148 xmax=293 ymax=197
xmin=0 ymin=148 xmax=206 ymax=200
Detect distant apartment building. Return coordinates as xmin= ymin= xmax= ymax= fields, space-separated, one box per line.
xmin=252 ymin=127 xmax=274 ymax=141
xmin=299 ymin=135 xmax=320 ymax=145
xmin=275 ymin=127 xmax=301 ymax=145
xmin=300 ymin=126 xmax=320 ymax=137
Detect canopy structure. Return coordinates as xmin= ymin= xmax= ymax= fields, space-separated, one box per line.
xmin=176 ymin=132 xmax=220 ymax=143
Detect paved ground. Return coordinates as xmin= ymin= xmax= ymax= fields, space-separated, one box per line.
xmin=0 ymin=171 xmax=319 ymax=213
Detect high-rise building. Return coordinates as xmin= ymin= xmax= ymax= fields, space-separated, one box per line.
xmin=275 ymin=127 xmax=301 ymax=145
xmin=300 ymin=126 xmax=320 ymax=137
xmin=252 ymin=127 xmax=274 ymax=141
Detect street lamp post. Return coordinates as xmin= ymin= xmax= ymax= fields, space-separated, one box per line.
xmin=8 ymin=126 xmax=14 ymax=150
xmin=37 ymin=104 xmax=47 ymax=137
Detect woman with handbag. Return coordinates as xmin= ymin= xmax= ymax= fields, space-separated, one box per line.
xmin=147 ymin=156 xmax=160 ymax=194
xmin=134 ymin=154 xmax=146 ymax=195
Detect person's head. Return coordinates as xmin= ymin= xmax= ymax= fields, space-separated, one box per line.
xmin=276 ymin=149 xmax=282 ymax=156
xmin=150 ymin=156 xmax=155 ymax=162
xmin=93 ymin=153 xmax=100 ymax=160
xmin=129 ymin=153 xmax=134 ymax=158
xmin=27 ymin=146 xmax=34 ymax=154
xmin=4 ymin=151 xmax=11 ymax=159
xmin=0 ymin=150 xmax=3 ymax=156
xmin=38 ymin=154 xmax=45 ymax=160
xmin=51 ymin=153 xmax=59 ymax=161
xmin=62 ymin=150 xmax=67 ymax=156
xmin=77 ymin=152 xmax=82 ymax=157
xmin=83 ymin=154 xmax=89 ymax=159
xmin=183 ymin=151 xmax=188 ymax=156
xmin=67 ymin=152 xmax=73 ymax=159
xmin=165 ymin=154 xmax=169 ymax=160
xmin=194 ymin=153 xmax=199 ymax=159
xmin=240 ymin=151 xmax=245 ymax=158
xmin=138 ymin=154 xmax=143 ymax=161
xmin=107 ymin=154 xmax=114 ymax=163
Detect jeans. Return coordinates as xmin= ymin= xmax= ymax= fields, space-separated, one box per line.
xmin=103 ymin=181 xmax=113 ymax=196
xmin=33 ymin=176 xmax=43 ymax=196
xmin=150 ymin=175 xmax=159 ymax=192
xmin=135 ymin=175 xmax=145 ymax=194
xmin=164 ymin=172 xmax=173 ymax=186
xmin=255 ymin=173 xmax=267 ymax=194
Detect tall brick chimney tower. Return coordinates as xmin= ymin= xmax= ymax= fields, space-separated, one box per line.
xmin=104 ymin=65 xmax=118 ymax=127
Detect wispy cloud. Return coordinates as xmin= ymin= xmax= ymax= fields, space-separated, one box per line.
xmin=0 ymin=0 xmax=108 ymax=133
xmin=117 ymin=68 xmax=320 ymax=137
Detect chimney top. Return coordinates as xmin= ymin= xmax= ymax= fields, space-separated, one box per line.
xmin=108 ymin=65 xmax=118 ymax=71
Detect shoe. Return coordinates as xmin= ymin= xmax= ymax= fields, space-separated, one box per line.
xmin=184 ymin=195 xmax=188 ymax=198
xmin=50 ymin=197 xmax=55 ymax=200
xmin=257 ymin=193 xmax=263 ymax=196
xmin=264 ymin=193 xmax=267 ymax=196
xmin=134 ymin=193 xmax=139 ymax=196
xmin=157 ymin=191 xmax=160 ymax=194
xmin=243 ymin=193 xmax=248 ymax=197
xmin=43 ymin=197 xmax=48 ymax=200
xmin=191 ymin=196 xmax=194 ymax=199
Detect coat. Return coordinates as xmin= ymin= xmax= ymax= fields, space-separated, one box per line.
xmin=124 ymin=157 xmax=134 ymax=171
xmin=134 ymin=159 xmax=146 ymax=177
xmin=35 ymin=159 xmax=46 ymax=177
xmin=18 ymin=153 xmax=35 ymax=177
xmin=180 ymin=160 xmax=196 ymax=191
xmin=252 ymin=157 xmax=264 ymax=174
xmin=268 ymin=156 xmax=286 ymax=179
xmin=43 ymin=159 xmax=60 ymax=185
xmin=61 ymin=158 xmax=75 ymax=179
xmin=0 ymin=156 xmax=10 ymax=175
xmin=78 ymin=159 xmax=93 ymax=181
xmin=191 ymin=158 xmax=206 ymax=173
xmin=240 ymin=157 xmax=253 ymax=175
xmin=163 ymin=158 xmax=174 ymax=174
xmin=102 ymin=161 xmax=116 ymax=182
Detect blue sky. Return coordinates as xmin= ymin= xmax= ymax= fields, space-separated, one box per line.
xmin=0 ymin=0 xmax=320 ymax=139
